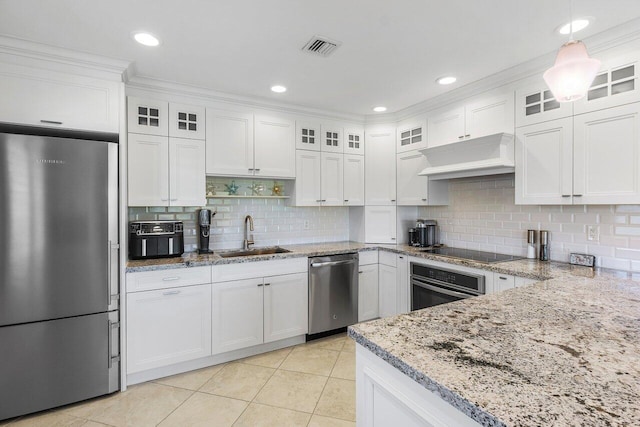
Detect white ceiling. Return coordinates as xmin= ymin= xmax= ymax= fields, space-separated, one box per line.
xmin=1 ymin=0 xmax=640 ymax=116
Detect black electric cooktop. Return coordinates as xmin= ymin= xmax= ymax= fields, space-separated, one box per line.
xmin=419 ymin=247 xmax=524 ymax=264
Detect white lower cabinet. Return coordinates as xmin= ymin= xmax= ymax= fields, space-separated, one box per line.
xmin=212 ymin=272 xmax=308 ymax=354
xmin=211 ymin=278 xmax=264 ymax=354
xmin=358 ymin=264 xmax=379 ymax=322
xmin=126 ymin=283 xmax=212 ymax=374
xmin=378 ymin=263 xmax=397 ymax=318
xmin=396 ymin=254 xmax=410 ymax=314
xmin=357 ymin=344 xmax=481 ymax=427
xmin=264 ymin=273 xmax=309 ymax=343
xmin=492 ymin=273 xmax=515 ymax=294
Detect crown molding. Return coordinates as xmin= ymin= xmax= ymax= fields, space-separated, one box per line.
xmin=125 ymin=74 xmax=365 ymax=124
xmin=0 ymin=35 xmax=129 ymax=80
xmin=378 ymin=17 xmax=640 ymax=123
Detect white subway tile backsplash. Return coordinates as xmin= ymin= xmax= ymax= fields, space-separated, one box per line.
xmin=422 ymin=175 xmax=640 ymax=272
xmin=128 ymin=199 xmax=349 ymax=252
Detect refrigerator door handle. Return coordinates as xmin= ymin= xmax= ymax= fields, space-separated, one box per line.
xmin=107 ymin=320 xmax=120 ymax=369
xmin=108 ymin=240 xmax=120 ymax=310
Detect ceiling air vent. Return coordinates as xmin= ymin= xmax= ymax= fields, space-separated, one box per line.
xmin=302 ymin=36 xmax=341 ymax=57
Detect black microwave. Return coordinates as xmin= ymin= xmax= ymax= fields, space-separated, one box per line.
xmin=129 ymin=221 xmax=184 ymax=260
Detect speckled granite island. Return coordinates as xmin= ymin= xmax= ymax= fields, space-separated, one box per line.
xmin=349 ymin=262 xmax=640 ymax=427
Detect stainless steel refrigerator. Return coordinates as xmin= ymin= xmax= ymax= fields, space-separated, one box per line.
xmin=0 ymin=125 xmax=120 ymax=420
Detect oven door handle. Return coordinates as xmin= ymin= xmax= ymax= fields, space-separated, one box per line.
xmin=411 ymin=279 xmax=474 ymax=299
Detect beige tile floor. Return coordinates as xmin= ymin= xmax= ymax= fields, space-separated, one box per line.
xmin=2 ymin=334 xmax=356 ymax=427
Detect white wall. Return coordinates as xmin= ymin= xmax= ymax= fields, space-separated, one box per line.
xmin=420 ymin=174 xmax=640 ymax=272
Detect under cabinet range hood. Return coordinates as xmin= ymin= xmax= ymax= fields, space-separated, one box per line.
xmin=418 ymin=132 xmax=515 ymax=180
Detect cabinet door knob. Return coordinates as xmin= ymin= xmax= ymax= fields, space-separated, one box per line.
xmin=257 ymin=283 xmax=263 ymax=287
xmin=421 ymin=198 xmax=427 ymax=201
xmin=465 ymin=134 xmax=470 ymax=138
xmin=344 ymin=200 xmax=349 ymax=202
xmin=499 ymin=276 xmax=508 ymax=280
xmin=574 ymin=194 xmax=583 ymax=197
xmin=248 ymin=168 xmax=254 ymax=172
xmin=358 ymin=271 xmax=363 ymax=274
xmin=254 ymin=168 xmax=261 ymax=173
xmin=264 ymin=283 xmax=271 ymax=286
xmin=391 ymin=237 xmax=396 ymax=240
xmin=391 ymin=199 xmax=396 ymax=202
xmin=458 ymin=135 xmax=464 ymax=139
xmin=562 ymin=195 xmax=571 ymax=198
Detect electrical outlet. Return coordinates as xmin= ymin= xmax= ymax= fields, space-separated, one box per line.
xmin=303 ymin=220 xmax=310 ymax=230
xmin=587 ymin=225 xmax=599 ymax=242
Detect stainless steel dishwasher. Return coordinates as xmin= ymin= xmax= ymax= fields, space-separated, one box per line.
xmin=308 ymin=253 xmax=358 ymax=336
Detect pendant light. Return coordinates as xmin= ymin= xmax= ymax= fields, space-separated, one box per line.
xmin=543 ymin=0 xmax=600 ymax=102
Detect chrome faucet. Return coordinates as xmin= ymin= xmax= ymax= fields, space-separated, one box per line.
xmin=243 ymin=215 xmax=254 ymax=250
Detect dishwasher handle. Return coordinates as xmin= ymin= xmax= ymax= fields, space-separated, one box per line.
xmin=310 ymin=259 xmax=357 ymax=268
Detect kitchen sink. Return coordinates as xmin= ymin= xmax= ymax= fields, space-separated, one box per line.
xmin=218 ymin=246 xmax=292 ymax=258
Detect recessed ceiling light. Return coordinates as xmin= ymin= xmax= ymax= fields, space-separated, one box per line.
xmin=373 ymin=106 xmax=387 ymax=112
xmin=271 ymin=85 xmax=287 ymax=93
xmin=133 ymin=32 xmax=160 ymax=47
xmin=436 ymin=76 xmax=457 ymax=85
xmin=557 ymin=18 xmax=591 ymax=35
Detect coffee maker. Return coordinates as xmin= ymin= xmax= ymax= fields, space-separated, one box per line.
xmin=197 ymin=209 xmax=216 ymax=254
xmin=409 ymin=219 xmax=439 ymax=247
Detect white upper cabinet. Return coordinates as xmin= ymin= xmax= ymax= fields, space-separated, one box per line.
xmin=320 ymin=122 xmax=344 ymax=153
xmin=396 ymin=117 xmax=427 ymax=153
xmin=293 ymin=150 xmax=344 ymax=206
xmin=254 ymin=114 xmax=296 ymax=178
xmin=128 ymin=133 xmax=205 ymax=207
xmin=343 ymin=154 xmax=365 ymax=206
xmin=574 ymin=52 xmax=640 ymax=115
xmin=515 ymin=118 xmax=573 ymax=205
xmin=205 ymin=108 xmax=254 ymax=176
xmin=169 ymin=137 xmax=206 ymax=206
xmin=344 ymin=126 xmax=365 ymax=155
xmin=427 ymin=106 xmax=465 ymax=148
xmin=0 ymin=62 xmax=121 ymax=133
xmin=573 ymin=102 xmax=640 ymax=204
xmin=321 ymin=152 xmax=344 ymax=205
xmin=516 ymin=102 xmax=640 ymax=205
xmin=365 ymin=126 xmax=396 ymax=205
xmin=396 ymin=150 xmax=428 ymax=206
xmin=465 ymin=93 xmax=514 ymax=138
xmin=169 ymin=103 xmax=206 ymax=140
xmin=128 ymin=133 xmax=170 ymax=206
xmin=515 ymin=83 xmax=573 ymax=127
xmin=294 ymin=150 xmax=322 ymax=206
xmin=127 ymin=97 xmax=169 ymax=136
xmin=296 ymin=121 xmax=321 ymax=151
xmin=427 ymin=89 xmax=514 ymax=147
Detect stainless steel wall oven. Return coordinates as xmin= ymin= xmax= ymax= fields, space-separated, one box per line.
xmin=411 ymin=263 xmax=485 ymax=311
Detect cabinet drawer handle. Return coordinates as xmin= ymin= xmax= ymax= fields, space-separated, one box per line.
xmin=465 ymin=134 xmax=470 ymax=138
xmin=499 ymin=276 xmax=508 ymax=280
xmin=458 ymin=136 xmax=464 ymax=139
xmin=257 ymin=283 xmax=263 ymax=287
xmin=162 ymin=277 xmax=180 ymax=281
xmin=40 ymin=119 xmax=63 ymax=125
xmin=162 ymin=290 xmax=181 ymax=296
xmin=264 ymin=283 xmax=271 ymax=286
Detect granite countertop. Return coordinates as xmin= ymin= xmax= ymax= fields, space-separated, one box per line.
xmin=349 ymin=264 xmax=640 ymax=427
xmin=126 ymin=241 xmax=377 ymax=272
